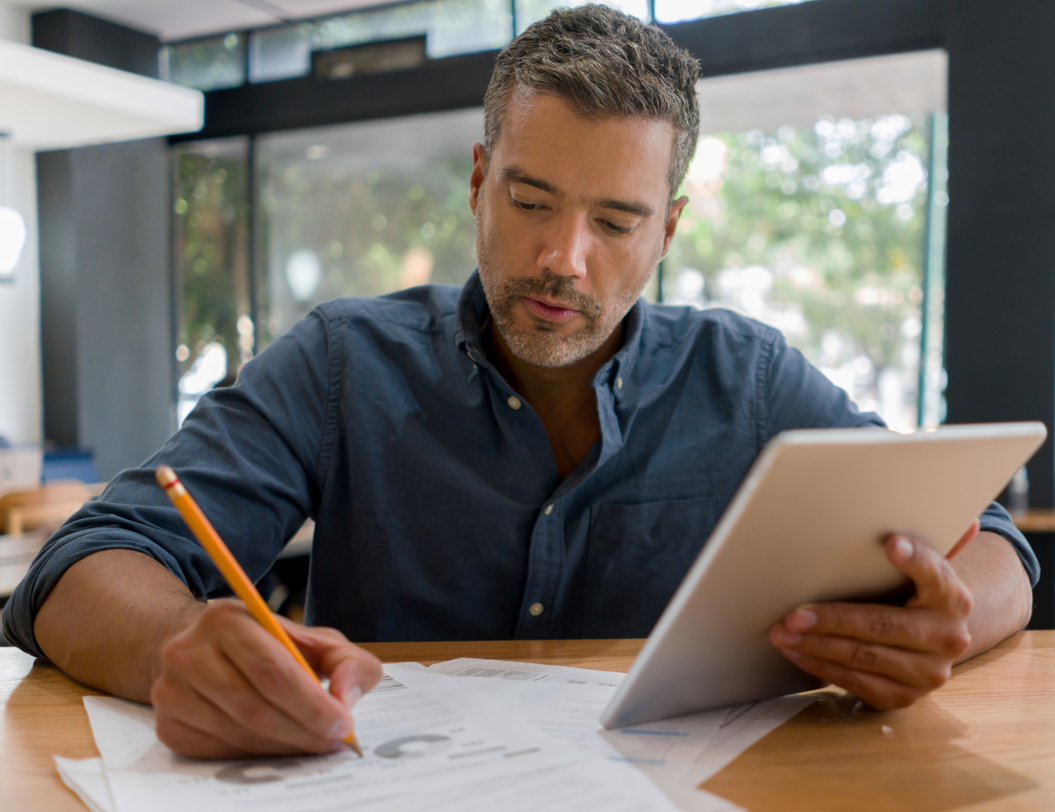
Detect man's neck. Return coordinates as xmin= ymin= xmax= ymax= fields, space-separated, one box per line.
xmin=487 ymin=319 xmax=624 ymax=480
xmin=487 ymin=319 xmax=623 ymax=409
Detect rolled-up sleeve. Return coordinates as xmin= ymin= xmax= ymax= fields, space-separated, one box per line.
xmin=1 ymin=309 xmax=335 ymax=660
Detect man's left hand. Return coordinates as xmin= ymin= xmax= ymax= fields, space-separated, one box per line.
xmin=769 ymin=520 xmax=980 ymax=710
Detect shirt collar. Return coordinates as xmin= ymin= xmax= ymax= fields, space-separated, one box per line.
xmin=455 ymin=269 xmax=647 ymax=388
xmin=455 ymin=270 xmax=490 ymax=367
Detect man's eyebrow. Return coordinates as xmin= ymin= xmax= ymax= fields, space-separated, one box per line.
xmin=499 ymin=167 xmax=655 ymax=218
xmin=499 ymin=168 xmax=562 ymax=197
xmin=593 ymin=197 xmax=654 ymax=218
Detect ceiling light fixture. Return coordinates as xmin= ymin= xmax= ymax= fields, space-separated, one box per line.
xmin=0 ymin=133 xmax=27 ymax=281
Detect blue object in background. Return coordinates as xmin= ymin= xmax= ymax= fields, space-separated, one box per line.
xmin=42 ymin=448 xmax=100 ymax=483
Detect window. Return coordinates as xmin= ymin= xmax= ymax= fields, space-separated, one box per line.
xmin=255 ymin=108 xmax=484 ymax=349
xmin=164 ymin=0 xmax=670 ymax=89
xmin=172 ymin=139 xmax=251 ymax=425
xmin=161 ymin=34 xmax=245 ymax=91
xmin=663 ymin=52 xmax=948 ymax=430
xmin=249 ymin=0 xmax=512 ymax=84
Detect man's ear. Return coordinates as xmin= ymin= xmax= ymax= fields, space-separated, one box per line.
xmin=660 ymin=195 xmax=689 ymax=260
xmin=469 ymin=142 xmax=487 ymax=216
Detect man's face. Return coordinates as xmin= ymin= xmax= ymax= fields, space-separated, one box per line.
xmin=469 ymin=89 xmax=687 ymax=368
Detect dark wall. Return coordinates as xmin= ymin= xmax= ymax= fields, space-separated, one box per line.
xmin=942 ymin=0 xmax=1055 ymax=508
xmin=37 ymin=153 xmax=79 ymax=448
xmin=34 ymin=10 xmax=173 ymax=480
xmin=32 ymin=8 xmax=159 ymax=77
xmin=36 ymin=142 xmax=173 ymax=480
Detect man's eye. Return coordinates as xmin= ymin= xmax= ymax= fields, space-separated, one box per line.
xmin=600 ymin=219 xmax=633 ymax=235
xmin=510 ymin=197 xmax=543 ymax=212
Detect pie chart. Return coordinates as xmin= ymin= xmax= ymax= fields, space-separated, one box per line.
xmin=373 ymin=734 xmax=453 ymax=759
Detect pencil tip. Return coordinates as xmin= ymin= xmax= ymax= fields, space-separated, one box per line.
xmin=348 ymin=738 xmax=364 ymax=757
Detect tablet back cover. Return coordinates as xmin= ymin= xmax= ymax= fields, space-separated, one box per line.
xmin=600 ymin=422 xmax=1046 ymax=729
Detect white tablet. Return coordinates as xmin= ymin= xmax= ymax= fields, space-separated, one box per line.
xmin=599 ymin=422 xmax=1046 ymax=729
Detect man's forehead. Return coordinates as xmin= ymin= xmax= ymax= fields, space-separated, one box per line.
xmin=488 ymin=89 xmax=676 ymax=207
xmin=497 ymin=86 xmax=677 ymax=146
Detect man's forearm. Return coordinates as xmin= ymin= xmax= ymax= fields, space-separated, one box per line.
xmin=33 ymin=549 xmax=207 ymax=703
xmin=952 ymin=531 xmax=1033 ymax=662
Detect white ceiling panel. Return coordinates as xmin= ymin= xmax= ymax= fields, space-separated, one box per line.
xmin=0 ymin=38 xmax=203 ymax=148
xmin=18 ymin=0 xmax=406 ymax=41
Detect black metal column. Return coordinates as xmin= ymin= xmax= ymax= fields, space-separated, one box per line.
xmin=942 ymin=0 xmax=1055 ymax=509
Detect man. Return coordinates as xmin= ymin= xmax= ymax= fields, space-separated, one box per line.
xmin=3 ymin=6 xmax=1036 ymax=760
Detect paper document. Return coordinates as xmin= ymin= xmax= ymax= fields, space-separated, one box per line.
xmin=83 ymin=668 xmax=579 ymax=812
xmin=55 ymin=756 xmax=114 ymax=812
xmin=58 ymin=665 xmax=692 ymax=812
xmin=425 ymin=658 xmax=809 ymax=810
xmin=54 ymin=658 xmax=811 ymax=812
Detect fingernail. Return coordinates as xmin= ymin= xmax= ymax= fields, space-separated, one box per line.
xmin=786 ymin=609 xmax=817 ymax=632
xmin=894 ymin=537 xmax=914 ymax=561
xmin=329 ymin=717 xmax=354 ymax=739
xmin=345 ymin=685 xmax=363 ymax=710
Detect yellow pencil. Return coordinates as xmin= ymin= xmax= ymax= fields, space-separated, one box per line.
xmin=155 ymin=465 xmax=363 ymax=757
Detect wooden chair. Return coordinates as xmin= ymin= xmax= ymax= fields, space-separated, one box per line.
xmin=0 ymin=481 xmax=92 ymax=536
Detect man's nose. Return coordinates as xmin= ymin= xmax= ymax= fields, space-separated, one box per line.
xmin=537 ymin=214 xmax=590 ymax=279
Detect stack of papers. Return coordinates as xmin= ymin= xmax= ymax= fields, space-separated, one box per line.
xmin=55 ymin=658 xmax=812 ymax=812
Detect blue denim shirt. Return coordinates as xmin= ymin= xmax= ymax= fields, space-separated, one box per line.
xmin=3 ymin=272 xmax=1038 ymax=657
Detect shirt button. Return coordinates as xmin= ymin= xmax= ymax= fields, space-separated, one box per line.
xmin=544 ymin=504 xmax=554 ymax=516
xmin=617 ymin=377 xmax=623 ymax=389
xmin=507 ymin=396 xmax=522 ymax=410
xmin=528 ymin=602 xmax=544 ymax=616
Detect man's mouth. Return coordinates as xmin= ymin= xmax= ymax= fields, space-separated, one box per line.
xmin=522 ymin=296 xmax=581 ymax=323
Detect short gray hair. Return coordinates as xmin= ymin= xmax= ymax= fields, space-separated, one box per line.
xmin=483 ymin=4 xmax=700 ymax=195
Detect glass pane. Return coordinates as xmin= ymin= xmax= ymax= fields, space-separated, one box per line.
xmin=316 ymin=0 xmax=511 ymax=59
xmin=172 ymin=139 xmax=251 ymax=426
xmin=655 ymin=0 xmax=817 ymax=25
xmin=666 ymin=113 xmax=940 ymax=431
xmin=162 ymin=33 xmax=245 ymax=91
xmin=250 ymin=0 xmax=512 ymax=83
xmin=249 ymin=24 xmax=315 ymax=84
xmin=256 ymin=108 xmax=483 ymax=349
xmin=515 ymin=0 xmax=650 ymax=34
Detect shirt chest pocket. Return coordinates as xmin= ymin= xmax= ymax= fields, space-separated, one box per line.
xmin=584 ymin=497 xmax=717 ymax=639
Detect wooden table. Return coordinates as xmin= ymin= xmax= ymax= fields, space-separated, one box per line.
xmin=2 ymin=633 xmax=1053 ymax=811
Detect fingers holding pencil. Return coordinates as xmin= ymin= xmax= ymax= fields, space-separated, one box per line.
xmin=279 ymin=618 xmax=383 ymax=712
xmin=154 ymin=600 xmax=357 ymax=758
xmin=152 ymin=465 xmax=381 ymax=759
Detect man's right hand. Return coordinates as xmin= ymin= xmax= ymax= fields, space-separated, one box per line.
xmin=35 ymin=550 xmax=381 ymax=759
xmin=150 ymin=599 xmax=382 ymax=759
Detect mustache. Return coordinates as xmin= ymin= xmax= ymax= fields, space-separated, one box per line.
xmin=500 ymin=272 xmax=602 ymax=319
